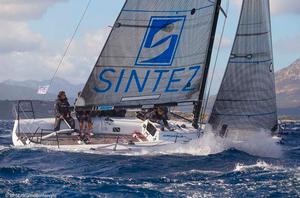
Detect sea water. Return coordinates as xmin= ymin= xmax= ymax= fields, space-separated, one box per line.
xmin=0 ymin=120 xmax=300 ymax=197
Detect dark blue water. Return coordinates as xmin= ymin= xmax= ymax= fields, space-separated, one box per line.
xmin=1 ymin=121 xmax=300 ymax=197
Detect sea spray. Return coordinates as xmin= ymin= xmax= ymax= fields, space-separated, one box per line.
xmin=223 ymin=128 xmax=283 ymax=158
xmin=138 ymin=125 xmax=283 ymax=157
xmin=152 ymin=132 xmax=228 ymax=156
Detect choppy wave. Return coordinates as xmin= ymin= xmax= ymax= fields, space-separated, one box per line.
xmin=0 ymin=147 xmax=299 ymax=197
xmin=0 ymin=145 xmax=6 ymax=150
xmin=233 ymin=160 xmax=283 ymax=172
xmin=1 ymin=120 xmax=300 ymax=197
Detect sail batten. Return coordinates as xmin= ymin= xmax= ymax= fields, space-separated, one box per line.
xmin=80 ymin=0 xmax=220 ymax=107
xmin=209 ymin=0 xmax=277 ymax=131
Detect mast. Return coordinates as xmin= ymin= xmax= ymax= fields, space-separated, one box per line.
xmin=192 ymin=0 xmax=222 ymax=129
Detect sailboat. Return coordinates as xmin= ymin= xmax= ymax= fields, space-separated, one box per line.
xmin=12 ymin=0 xmax=277 ymax=151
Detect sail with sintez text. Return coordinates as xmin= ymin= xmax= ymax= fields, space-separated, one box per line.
xmin=78 ymin=0 xmax=220 ymax=115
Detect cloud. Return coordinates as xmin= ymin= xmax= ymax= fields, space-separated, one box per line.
xmin=213 ymin=35 xmax=232 ymax=50
xmin=271 ymin=0 xmax=300 ymax=15
xmin=0 ymin=0 xmax=68 ymax=79
xmin=0 ymin=0 xmax=67 ymax=21
xmin=0 ymin=21 xmax=45 ymax=53
xmin=231 ymin=0 xmax=242 ymax=9
xmin=232 ymin=0 xmax=300 ymax=16
xmin=0 ymin=28 xmax=110 ymax=84
xmin=274 ymin=33 xmax=300 ymax=53
xmin=57 ymin=28 xmax=111 ymax=83
xmin=0 ymin=51 xmax=55 ymax=80
xmin=0 ymin=0 xmax=111 ymax=84
xmin=219 ymin=36 xmax=231 ymax=49
xmin=0 ymin=0 xmax=67 ymax=53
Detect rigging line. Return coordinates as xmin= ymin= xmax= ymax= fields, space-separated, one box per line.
xmin=200 ymin=0 xmax=229 ymax=123
xmin=18 ymin=105 xmax=36 ymax=135
xmin=46 ymin=0 xmax=92 ymax=96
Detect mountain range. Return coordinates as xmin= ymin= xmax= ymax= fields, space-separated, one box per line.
xmin=0 ymin=59 xmax=300 ymax=118
xmin=0 ymin=77 xmax=84 ymax=102
xmin=276 ymin=58 xmax=300 ymax=108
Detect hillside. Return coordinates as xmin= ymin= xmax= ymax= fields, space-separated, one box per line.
xmin=0 ymin=77 xmax=83 ymax=101
xmin=1 ymin=60 xmax=300 ymax=120
xmin=276 ymin=59 xmax=300 ymax=108
xmin=0 ymin=83 xmax=56 ymax=101
xmin=0 ymin=100 xmax=55 ymax=120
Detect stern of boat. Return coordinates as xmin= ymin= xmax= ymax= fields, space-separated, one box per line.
xmin=12 ymin=119 xmax=26 ymax=146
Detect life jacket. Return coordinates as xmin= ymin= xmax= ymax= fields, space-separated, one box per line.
xmin=55 ymin=99 xmax=70 ymax=117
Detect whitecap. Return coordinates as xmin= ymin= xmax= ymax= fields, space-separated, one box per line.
xmin=0 ymin=145 xmax=8 ymax=151
xmin=173 ymin=169 xmax=223 ymax=176
xmin=233 ymin=160 xmax=283 ymax=172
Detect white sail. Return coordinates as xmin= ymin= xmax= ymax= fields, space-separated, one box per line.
xmin=209 ymin=0 xmax=278 ymax=131
xmin=80 ymin=0 xmax=220 ymax=107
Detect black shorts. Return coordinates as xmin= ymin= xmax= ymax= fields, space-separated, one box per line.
xmin=76 ymin=111 xmax=92 ymax=123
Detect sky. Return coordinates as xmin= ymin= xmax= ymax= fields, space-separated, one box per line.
xmin=0 ymin=0 xmax=300 ymax=92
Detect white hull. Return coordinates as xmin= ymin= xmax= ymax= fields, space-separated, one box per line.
xmin=12 ymin=117 xmax=202 ymax=152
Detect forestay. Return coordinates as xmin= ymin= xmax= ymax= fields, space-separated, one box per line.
xmin=209 ymin=0 xmax=277 ymax=131
xmin=80 ymin=0 xmax=219 ymax=107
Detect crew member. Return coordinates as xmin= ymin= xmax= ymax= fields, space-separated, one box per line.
xmin=75 ymin=92 xmax=93 ymax=143
xmin=147 ymin=106 xmax=172 ymax=131
xmin=54 ymin=91 xmax=75 ymax=131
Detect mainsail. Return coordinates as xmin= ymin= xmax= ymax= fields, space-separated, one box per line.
xmin=80 ymin=0 xmax=220 ymax=108
xmin=209 ymin=0 xmax=278 ymax=131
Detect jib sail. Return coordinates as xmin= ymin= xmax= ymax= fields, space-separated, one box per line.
xmin=209 ymin=0 xmax=278 ymax=131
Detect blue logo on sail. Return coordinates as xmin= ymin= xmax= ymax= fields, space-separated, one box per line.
xmin=135 ymin=16 xmax=186 ymax=66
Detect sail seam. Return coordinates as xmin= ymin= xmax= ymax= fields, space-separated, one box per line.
xmin=117 ymin=21 xmax=213 ymax=29
xmin=119 ymin=15 xmax=213 ymax=23
xmin=239 ymin=21 xmax=267 ymax=26
xmin=228 ymin=59 xmax=272 ymax=64
xmin=216 ymin=97 xmax=276 ymax=102
xmin=94 ymin=63 xmax=204 ymax=68
xmin=98 ymin=53 xmax=206 ymax=59
xmin=211 ymin=112 xmax=276 ymax=117
xmin=220 ymin=89 xmax=274 ymax=93
xmin=122 ymin=5 xmax=214 ymax=13
xmin=237 ymin=31 xmax=269 ymax=36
